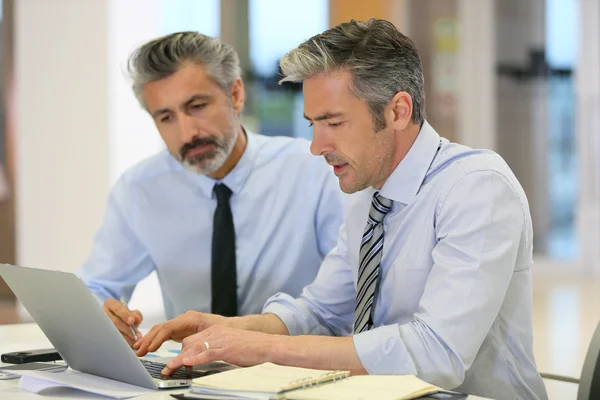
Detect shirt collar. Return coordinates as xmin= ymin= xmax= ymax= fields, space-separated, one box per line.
xmin=379 ymin=121 xmax=441 ymax=205
xmin=218 ymin=128 xmax=257 ymax=196
xmin=177 ymin=126 xmax=258 ymax=198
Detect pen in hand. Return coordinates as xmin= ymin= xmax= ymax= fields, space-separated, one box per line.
xmin=120 ymin=296 xmax=139 ymax=340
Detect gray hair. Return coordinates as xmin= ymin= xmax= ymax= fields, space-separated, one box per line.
xmin=279 ymin=19 xmax=425 ymax=129
xmin=127 ymin=32 xmax=241 ymax=110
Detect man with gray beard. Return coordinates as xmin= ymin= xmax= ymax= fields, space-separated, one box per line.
xmin=77 ymin=32 xmax=344 ymax=347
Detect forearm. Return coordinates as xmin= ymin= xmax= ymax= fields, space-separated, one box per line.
xmin=229 ymin=313 xmax=290 ymax=335
xmin=269 ymin=335 xmax=367 ymax=375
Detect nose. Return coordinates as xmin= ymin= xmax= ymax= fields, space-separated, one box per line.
xmin=177 ymin=113 xmax=199 ymax=142
xmin=310 ymin=126 xmax=334 ymax=156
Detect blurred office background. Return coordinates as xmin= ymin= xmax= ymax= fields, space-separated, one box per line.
xmin=0 ymin=1 xmax=598 ymax=398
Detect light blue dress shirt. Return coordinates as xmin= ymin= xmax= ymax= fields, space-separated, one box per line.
xmin=78 ymin=130 xmax=344 ymax=319
xmin=263 ymin=122 xmax=548 ymax=400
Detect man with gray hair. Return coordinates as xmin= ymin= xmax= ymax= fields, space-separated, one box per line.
xmin=77 ymin=32 xmax=344 ymax=347
xmin=135 ymin=20 xmax=547 ymax=400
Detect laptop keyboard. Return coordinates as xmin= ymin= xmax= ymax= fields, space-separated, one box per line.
xmin=140 ymin=359 xmax=216 ymax=380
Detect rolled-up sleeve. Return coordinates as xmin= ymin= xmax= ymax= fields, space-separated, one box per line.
xmin=353 ymin=170 xmax=525 ymax=389
xmin=263 ymin=223 xmax=356 ymax=337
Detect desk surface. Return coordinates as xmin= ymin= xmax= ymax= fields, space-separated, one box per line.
xmin=0 ymin=323 xmax=490 ymax=399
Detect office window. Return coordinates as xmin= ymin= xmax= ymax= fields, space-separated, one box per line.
xmin=248 ymin=0 xmax=328 ymax=139
xmin=159 ymin=0 xmax=220 ymax=37
xmin=546 ymin=0 xmax=578 ymax=259
xmin=546 ymin=0 xmax=577 ymax=69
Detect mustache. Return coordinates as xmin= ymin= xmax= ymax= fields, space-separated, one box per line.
xmin=179 ymin=136 xmax=221 ymax=159
xmin=324 ymin=153 xmax=347 ymax=165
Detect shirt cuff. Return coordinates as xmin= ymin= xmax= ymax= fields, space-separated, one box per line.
xmin=353 ymin=324 xmax=418 ymax=375
xmin=262 ymin=293 xmax=312 ymax=336
xmin=86 ymin=286 xmax=110 ymax=305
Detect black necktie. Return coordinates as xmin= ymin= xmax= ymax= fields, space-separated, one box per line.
xmin=211 ymin=183 xmax=237 ymax=316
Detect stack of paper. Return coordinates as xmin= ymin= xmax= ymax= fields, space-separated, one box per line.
xmin=16 ymin=369 xmax=153 ymax=399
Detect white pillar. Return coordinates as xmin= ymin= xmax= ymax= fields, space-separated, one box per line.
xmin=456 ymin=0 xmax=496 ymax=151
xmin=576 ymin=0 xmax=600 ymax=274
xmin=14 ymin=0 xmax=112 ymax=272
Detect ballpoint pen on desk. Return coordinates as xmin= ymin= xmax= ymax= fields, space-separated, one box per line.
xmin=120 ymin=296 xmax=139 ymax=339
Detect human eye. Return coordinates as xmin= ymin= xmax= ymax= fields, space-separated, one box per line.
xmin=190 ymin=103 xmax=206 ymax=110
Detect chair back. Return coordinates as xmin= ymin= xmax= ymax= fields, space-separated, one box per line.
xmin=578 ymin=321 xmax=600 ymax=400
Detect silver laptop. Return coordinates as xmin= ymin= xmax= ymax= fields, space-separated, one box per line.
xmin=0 ymin=263 xmax=222 ymax=389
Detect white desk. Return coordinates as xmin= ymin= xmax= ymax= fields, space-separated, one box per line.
xmin=0 ymin=323 xmax=491 ymax=399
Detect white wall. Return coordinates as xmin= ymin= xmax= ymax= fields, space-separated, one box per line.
xmin=15 ymin=0 xmax=111 ymax=272
xmin=576 ymin=0 xmax=600 ymax=274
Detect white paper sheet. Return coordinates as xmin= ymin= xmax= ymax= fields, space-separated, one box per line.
xmin=16 ymin=369 xmax=153 ymax=399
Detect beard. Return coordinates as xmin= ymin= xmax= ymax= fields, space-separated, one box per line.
xmin=177 ymin=119 xmax=238 ymax=175
xmin=323 ymin=133 xmax=391 ymax=194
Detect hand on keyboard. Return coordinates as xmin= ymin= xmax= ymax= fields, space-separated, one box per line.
xmin=140 ymin=359 xmax=217 ymax=380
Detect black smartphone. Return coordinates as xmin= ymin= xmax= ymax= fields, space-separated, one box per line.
xmin=1 ymin=348 xmax=63 ymax=364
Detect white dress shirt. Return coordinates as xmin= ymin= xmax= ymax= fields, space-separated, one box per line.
xmin=263 ymin=122 xmax=548 ymax=400
xmin=78 ymin=130 xmax=345 ymax=319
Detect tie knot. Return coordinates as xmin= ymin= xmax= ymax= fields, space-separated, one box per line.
xmin=214 ymin=183 xmax=232 ymax=205
xmin=368 ymin=192 xmax=393 ymax=225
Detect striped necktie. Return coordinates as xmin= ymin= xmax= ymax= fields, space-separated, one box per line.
xmin=354 ymin=192 xmax=393 ymax=333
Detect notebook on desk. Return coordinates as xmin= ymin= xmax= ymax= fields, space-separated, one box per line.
xmin=178 ymin=362 xmax=445 ymax=400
